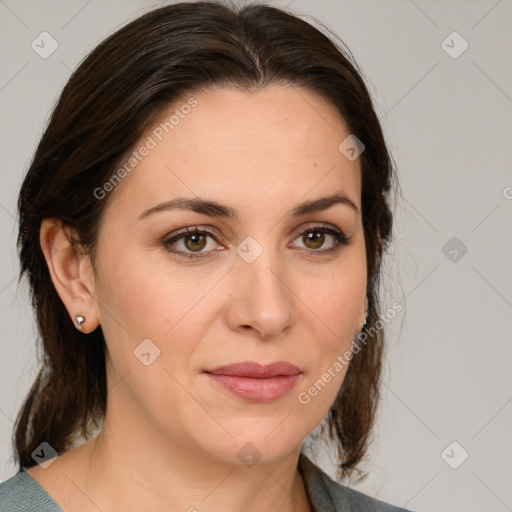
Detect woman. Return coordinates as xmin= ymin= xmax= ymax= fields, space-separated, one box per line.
xmin=0 ymin=1 xmax=407 ymax=510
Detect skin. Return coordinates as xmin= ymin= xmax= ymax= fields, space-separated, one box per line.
xmin=33 ymin=84 xmax=367 ymax=512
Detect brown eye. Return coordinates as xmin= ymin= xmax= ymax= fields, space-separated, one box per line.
xmin=183 ymin=233 xmax=207 ymax=252
xmin=303 ymin=231 xmax=326 ymax=250
xmin=291 ymin=226 xmax=350 ymax=253
xmin=164 ymin=227 xmax=223 ymax=259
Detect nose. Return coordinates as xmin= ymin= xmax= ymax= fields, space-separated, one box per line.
xmin=225 ymin=249 xmax=295 ymax=339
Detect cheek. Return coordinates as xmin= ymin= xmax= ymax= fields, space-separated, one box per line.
xmin=295 ymin=258 xmax=366 ymax=407
xmin=93 ymin=253 xmax=212 ymax=418
xmin=98 ymin=248 xmax=206 ymax=337
xmin=301 ymin=262 xmax=366 ymax=340
xmin=95 ymin=250 xmax=229 ymax=387
xmin=306 ymin=285 xmax=363 ymax=338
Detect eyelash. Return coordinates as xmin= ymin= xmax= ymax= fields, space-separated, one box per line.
xmin=162 ymin=224 xmax=350 ymax=260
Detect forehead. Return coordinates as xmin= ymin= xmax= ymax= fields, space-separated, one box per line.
xmin=104 ymin=84 xmax=361 ymax=220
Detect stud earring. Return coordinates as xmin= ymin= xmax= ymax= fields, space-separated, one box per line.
xmin=76 ymin=313 xmax=85 ymax=328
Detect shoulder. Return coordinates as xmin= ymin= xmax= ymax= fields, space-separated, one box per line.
xmin=0 ymin=470 xmax=63 ymax=511
xmin=298 ymin=453 xmax=413 ymax=512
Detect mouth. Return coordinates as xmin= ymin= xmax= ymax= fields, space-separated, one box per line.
xmin=203 ymin=361 xmax=302 ymax=402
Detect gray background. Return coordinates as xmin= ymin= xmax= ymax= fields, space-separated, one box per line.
xmin=1 ymin=1 xmax=511 ymax=511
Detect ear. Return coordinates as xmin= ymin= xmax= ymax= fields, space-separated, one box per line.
xmin=358 ymin=294 xmax=368 ymax=332
xmin=39 ymin=218 xmax=100 ymax=333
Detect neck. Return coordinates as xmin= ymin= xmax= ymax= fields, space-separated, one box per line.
xmin=78 ymin=410 xmax=312 ymax=512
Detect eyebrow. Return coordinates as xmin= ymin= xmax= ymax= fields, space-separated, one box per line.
xmin=138 ymin=190 xmax=359 ymax=221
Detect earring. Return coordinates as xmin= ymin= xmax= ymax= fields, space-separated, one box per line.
xmin=360 ymin=309 xmax=368 ymax=330
xmin=76 ymin=313 xmax=85 ymax=328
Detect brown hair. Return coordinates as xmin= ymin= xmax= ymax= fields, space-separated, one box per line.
xmin=14 ymin=0 xmax=396 ymax=479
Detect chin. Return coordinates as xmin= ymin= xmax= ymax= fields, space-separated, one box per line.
xmin=194 ymin=424 xmax=304 ymax=468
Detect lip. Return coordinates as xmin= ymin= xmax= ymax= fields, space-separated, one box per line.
xmin=206 ymin=361 xmax=301 ymax=378
xmin=204 ymin=361 xmax=302 ymax=402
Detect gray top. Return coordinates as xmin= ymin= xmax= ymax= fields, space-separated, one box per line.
xmin=0 ymin=453 xmax=412 ymax=511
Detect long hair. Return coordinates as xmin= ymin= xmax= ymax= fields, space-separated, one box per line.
xmin=14 ymin=0 xmax=396 ymax=479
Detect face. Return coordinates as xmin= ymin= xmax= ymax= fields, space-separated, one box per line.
xmin=89 ymin=84 xmax=367 ymax=465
